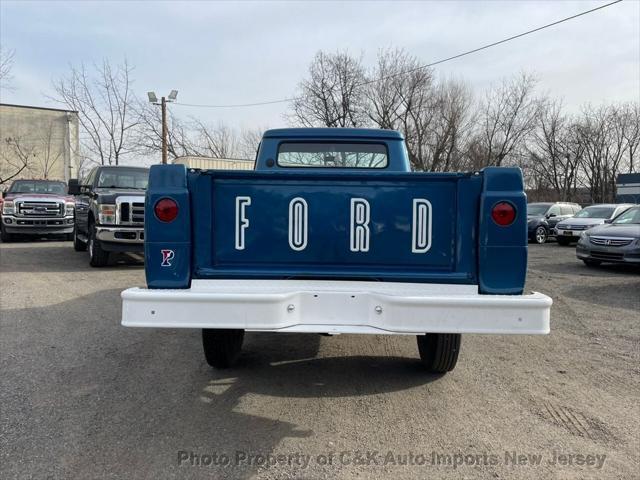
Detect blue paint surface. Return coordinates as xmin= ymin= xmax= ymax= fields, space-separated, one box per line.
xmin=144 ymin=129 xmax=528 ymax=294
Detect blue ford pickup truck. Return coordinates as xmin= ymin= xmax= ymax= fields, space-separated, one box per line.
xmin=121 ymin=128 xmax=551 ymax=373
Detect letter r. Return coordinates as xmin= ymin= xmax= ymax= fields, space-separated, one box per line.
xmin=350 ymin=198 xmax=370 ymax=252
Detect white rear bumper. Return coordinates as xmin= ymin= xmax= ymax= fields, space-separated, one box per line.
xmin=121 ymin=280 xmax=551 ymax=335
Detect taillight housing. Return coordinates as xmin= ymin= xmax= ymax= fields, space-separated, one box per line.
xmin=154 ymin=198 xmax=179 ymax=222
xmin=491 ymin=201 xmax=516 ymax=226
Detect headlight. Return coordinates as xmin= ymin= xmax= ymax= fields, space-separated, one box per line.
xmin=65 ymin=202 xmax=75 ymax=216
xmin=98 ymin=204 xmax=116 ymax=224
xmin=2 ymin=201 xmax=14 ymax=215
xmin=557 ymin=224 xmax=566 ymax=230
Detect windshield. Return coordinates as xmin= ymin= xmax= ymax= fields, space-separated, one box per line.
xmin=612 ymin=207 xmax=640 ymax=225
xmin=277 ymin=142 xmax=388 ymax=168
xmin=9 ymin=180 xmax=66 ymax=194
xmin=527 ymin=204 xmax=549 ymax=216
xmin=97 ymin=169 xmax=149 ymax=189
xmin=574 ymin=206 xmax=615 ymax=219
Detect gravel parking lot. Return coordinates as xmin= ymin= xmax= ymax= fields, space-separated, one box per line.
xmin=1 ymin=240 xmax=638 ymax=479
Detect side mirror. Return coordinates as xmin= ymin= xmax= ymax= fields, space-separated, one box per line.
xmin=546 ymin=213 xmax=556 ymax=218
xmin=604 ymin=219 xmax=613 ymax=224
xmin=68 ymin=179 xmax=80 ymax=195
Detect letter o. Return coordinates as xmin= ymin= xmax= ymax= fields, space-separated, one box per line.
xmin=288 ymin=197 xmax=308 ymax=251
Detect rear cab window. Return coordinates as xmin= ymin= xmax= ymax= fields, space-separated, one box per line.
xmin=277 ymin=142 xmax=388 ymax=169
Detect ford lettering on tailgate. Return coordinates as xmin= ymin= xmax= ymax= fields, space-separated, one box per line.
xmin=212 ymin=179 xmax=456 ymax=269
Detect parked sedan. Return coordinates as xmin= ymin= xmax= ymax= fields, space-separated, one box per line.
xmin=576 ymin=205 xmax=640 ymax=267
xmin=555 ymin=203 xmax=634 ymax=245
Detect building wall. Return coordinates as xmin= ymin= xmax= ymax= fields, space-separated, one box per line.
xmin=0 ymin=103 xmax=80 ymax=186
xmin=616 ymin=173 xmax=640 ymax=203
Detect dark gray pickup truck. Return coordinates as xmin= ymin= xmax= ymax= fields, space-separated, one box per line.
xmin=69 ymin=166 xmax=149 ymax=266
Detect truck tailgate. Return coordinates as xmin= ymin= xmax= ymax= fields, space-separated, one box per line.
xmin=188 ymin=171 xmax=482 ymax=284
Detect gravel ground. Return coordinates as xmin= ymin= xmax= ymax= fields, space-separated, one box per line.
xmin=1 ymin=239 xmax=638 ymax=479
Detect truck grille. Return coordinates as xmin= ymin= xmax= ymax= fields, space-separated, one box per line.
xmin=590 ymin=236 xmax=634 ymax=247
xmin=116 ymin=197 xmax=145 ymax=225
xmin=16 ymin=201 xmax=63 ymax=217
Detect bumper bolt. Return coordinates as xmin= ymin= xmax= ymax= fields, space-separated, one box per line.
xmin=375 ymin=306 xmax=383 ymax=314
xmin=287 ymin=304 xmax=295 ymax=312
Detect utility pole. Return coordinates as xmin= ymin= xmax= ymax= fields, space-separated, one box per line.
xmin=161 ymin=96 xmax=168 ymax=165
xmin=147 ymin=90 xmax=178 ymax=164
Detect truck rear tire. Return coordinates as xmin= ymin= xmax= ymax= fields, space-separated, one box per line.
xmin=417 ymin=333 xmax=461 ymax=373
xmin=88 ymin=223 xmax=109 ymax=267
xmin=202 ymin=329 xmax=244 ymax=368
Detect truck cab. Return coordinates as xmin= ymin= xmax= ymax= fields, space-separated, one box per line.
xmin=121 ymin=128 xmax=552 ymax=373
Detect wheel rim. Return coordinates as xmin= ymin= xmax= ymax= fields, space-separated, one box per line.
xmin=536 ymin=227 xmax=547 ymax=243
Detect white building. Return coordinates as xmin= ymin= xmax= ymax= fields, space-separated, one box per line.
xmin=0 ymin=103 xmax=80 ymax=185
xmin=173 ymin=156 xmax=254 ymax=170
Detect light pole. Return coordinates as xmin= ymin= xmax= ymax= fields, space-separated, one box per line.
xmin=148 ymin=90 xmax=178 ymax=164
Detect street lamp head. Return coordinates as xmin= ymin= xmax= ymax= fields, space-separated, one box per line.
xmin=168 ymin=90 xmax=178 ymax=101
xmin=147 ymin=91 xmax=158 ymax=104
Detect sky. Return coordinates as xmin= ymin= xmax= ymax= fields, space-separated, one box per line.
xmin=1 ymin=0 xmax=639 ymax=132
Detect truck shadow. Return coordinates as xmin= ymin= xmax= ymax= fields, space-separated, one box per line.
xmin=3 ymin=288 xmax=438 ymax=479
xmin=0 ymin=243 xmax=144 ymax=272
xmin=217 ymin=332 xmax=437 ymax=398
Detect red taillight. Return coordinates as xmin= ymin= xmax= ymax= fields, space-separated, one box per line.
xmin=154 ymin=198 xmax=179 ymax=222
xmin=491 ymin=202 xmax=516 ymax=226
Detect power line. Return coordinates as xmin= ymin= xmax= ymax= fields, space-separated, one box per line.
xmin=173 ymin=0 xmax=623 ymax=109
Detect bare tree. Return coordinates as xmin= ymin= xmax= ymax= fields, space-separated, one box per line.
xmin=134 ymin=99 xmax=264 ymax=161
xmin=0 ymin=136 xmax=36 ymax=185
xmin=0 ymin=46 xmax=15 ymax=91
xmin=427 ymin=79 xmax=475 ymax=172
xmin=52 ymin=59 xmax=138 ymax=165
xmin=473 ymin=73 xmax=540 ymax=167
xmin=192 ymin=120 xmax=240 ymax=158
xmin=365 ymin=48 xmax=413 ymax=130
xmin=237 ymin=127 xmax=265 ymax=160
xmin=573 ymin=104 xmax=630 ymax=202
xmin=75 ymin=151 xmax=98 ymax=179
xmin=134 ymin=100 xmax=200 ymax=160
xmin=526 ymin=99 xmax=580 ymax=200
xmin=617 ymin=102 xmax=640 ymax=173
xmin=35 ymin=122 xmax=63 ymax=179
xmin=291 ymin=51 xmax=367 ymax=127
xmin=364 ymin=48 xmax=437 ymax=170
